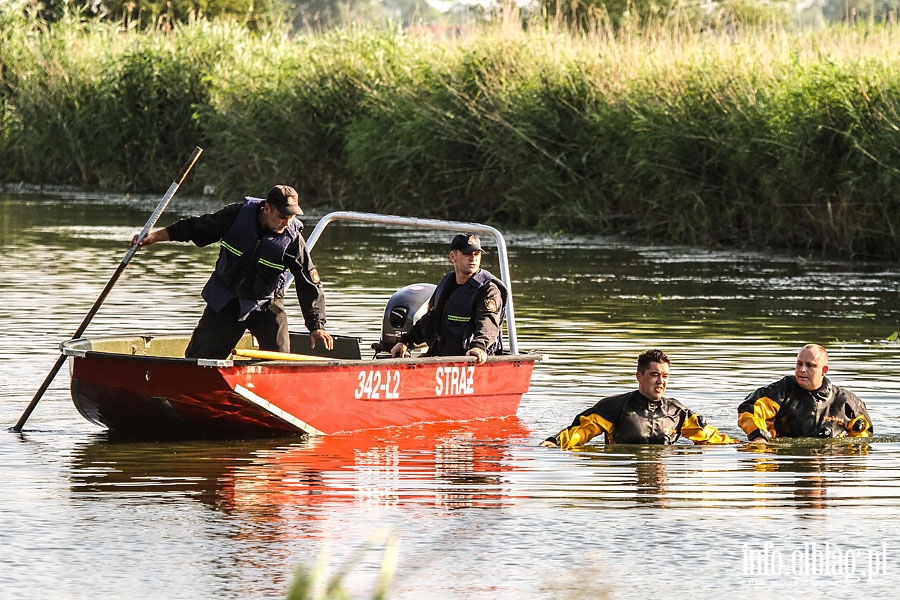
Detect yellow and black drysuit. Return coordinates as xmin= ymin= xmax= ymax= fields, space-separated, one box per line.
xmin=738 ymin=375 xmax=872 ymax=441
xmin=545 ymin=390 xmax=735 ymax=449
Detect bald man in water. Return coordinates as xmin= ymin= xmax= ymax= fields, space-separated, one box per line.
xmin=738 ymin=343 xmax=873 ymax=443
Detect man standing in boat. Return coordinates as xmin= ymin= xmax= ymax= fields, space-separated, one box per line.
xmin=390 ymin=233 xmax=506 ymax=365
xmin=133 ymin=184 xmax=333 ymax=359
xmin=738 ymin=343 xmax=873 ymax=443
xmin=541 ymin=349 xmax=735 ymax=448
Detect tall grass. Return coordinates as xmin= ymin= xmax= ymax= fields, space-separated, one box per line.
xmin=2 ymin=9 xmax=900 ymax=258
xmin=285 ymin=533 xmax=398 ymax=600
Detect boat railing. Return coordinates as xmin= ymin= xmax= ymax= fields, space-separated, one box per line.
xmin=302 ymin=211 xmax=522 ymax=355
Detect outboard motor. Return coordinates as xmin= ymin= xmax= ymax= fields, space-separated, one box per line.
xmin=372 ymin=283 xmax=436 ymax=357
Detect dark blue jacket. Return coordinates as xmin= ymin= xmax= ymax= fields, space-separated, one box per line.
xmin=402 ymin=269 xmax=507 ymax=356
xmin=166 ymin=198 xmax=326 ymax=330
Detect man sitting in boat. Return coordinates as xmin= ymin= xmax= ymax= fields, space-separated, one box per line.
xmin=738 ymin=343 xmax=873 ymax=443
xmin=133 ymin=184 xmax=334 ymax=359
xmin=390 ymin=233 xmax=506 ymax=365
xmin=541 ymin=349 xmax=735 ymax=448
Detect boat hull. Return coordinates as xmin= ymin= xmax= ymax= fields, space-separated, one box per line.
xmin=65 ymin=336 xmax=539 ymax=438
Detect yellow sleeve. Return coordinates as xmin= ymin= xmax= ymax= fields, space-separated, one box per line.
xmin=738 ymin=396 xmax=780 ymax=438
xmin=557 ymin=414 xmax=615 ymax=449
xmin=681 ymin=413 xmax=736 ymax=444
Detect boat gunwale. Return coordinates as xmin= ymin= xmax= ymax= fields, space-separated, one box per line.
xmin=60 ymin=336 xmax=543 ymax=368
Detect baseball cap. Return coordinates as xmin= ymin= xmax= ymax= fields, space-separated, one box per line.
xmin=265 ymin=185 xmax=303 ymax=216
xmin=450 ymin=233 xmax=485 ymax=254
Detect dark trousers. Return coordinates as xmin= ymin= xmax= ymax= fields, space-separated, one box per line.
xmin=184 ymin=297 xmax=290 ymax=359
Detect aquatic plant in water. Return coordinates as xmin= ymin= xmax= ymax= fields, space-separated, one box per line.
xmin=286 ymin=533 xmax=398 ymax=600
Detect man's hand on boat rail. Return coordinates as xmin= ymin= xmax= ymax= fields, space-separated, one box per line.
xmin=310 ymin=328 xmax=334 ymax=351
xmin=466 ymin=347 xmax=488 ymax=365
xmin=390 ymin=342 xmax=411 ymax=359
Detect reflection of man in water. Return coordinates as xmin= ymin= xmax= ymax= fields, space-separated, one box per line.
xmin=541 ymin=349 xmax=734 ymax=448
xmin=634 ymin=448 xmax=669 ymax=507
xmin=794 ymin=475 xmax=828 ymax=511
xmin=743 ymin=442 xmax=870 ymax=512
xmin=738 ymin=344 xmax=873 ymax=443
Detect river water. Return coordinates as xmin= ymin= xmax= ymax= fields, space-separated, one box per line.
xmin=2 ymin=190 xmax=900 ymax=599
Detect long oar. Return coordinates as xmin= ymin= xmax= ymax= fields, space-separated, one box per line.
xmin=11 ymin=146 xmax=203 ymax=433
xmin=232 ymin=348 xmax=325 ymax=362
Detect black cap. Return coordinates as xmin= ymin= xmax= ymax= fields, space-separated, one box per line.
xmin=265 ymin=185 xmax=303 ymax=216
xmin=450 ymin=233 xmax=484 ymax=254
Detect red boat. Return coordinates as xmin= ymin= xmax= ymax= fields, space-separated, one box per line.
xmin=61 ymin=212 xmax=542 ymax=439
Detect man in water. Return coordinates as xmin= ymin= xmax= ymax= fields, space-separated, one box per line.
xmin=390 ymin=233 xmax=506 ymax=365
xmin=738 ymin=343 xmax=873 ymax=443
xmin=541 ymin=349 xmax=734 ymax=448
xmin=134 ymin=184 xmax=333 ymax=359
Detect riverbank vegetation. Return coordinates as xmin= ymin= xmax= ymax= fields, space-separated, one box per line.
xmin=2 ymin=3 xmax=900 ymax=259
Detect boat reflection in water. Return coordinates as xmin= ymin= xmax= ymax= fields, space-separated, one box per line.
xmin=69 ymin=417 xmax=531 ymax=518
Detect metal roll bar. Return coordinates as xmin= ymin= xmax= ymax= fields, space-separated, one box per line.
xmin=304 ymin=211 xmax=520 ymax=355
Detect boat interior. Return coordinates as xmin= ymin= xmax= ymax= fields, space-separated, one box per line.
xmin=62 ymin=332 xmax=364 ymax=361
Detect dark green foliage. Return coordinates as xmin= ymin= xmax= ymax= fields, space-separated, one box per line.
xmin=3 ymin=21 xmax=216 ymax=190
xmin=198 ymin=28 xmax=409 ymax=201
xmin=2 ymin=13 xmax=900 ymax=260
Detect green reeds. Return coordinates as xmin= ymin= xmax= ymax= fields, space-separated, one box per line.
xmin=286 ymin=533 xmax=398 ymax=600
xmin=2 ymin=9 xmax=900 ymax=258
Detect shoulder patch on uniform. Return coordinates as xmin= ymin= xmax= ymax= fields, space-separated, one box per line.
xmin=309 ymin=267 xmax=321 ymax=284
xmin=484 ymin=297 xmax=498 ymax=313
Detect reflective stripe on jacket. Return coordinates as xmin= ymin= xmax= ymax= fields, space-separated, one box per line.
xmin=201 ymin=198 xmax=302 ymax=321
xmin=410 ymin=269 xmax=507 ymax=356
